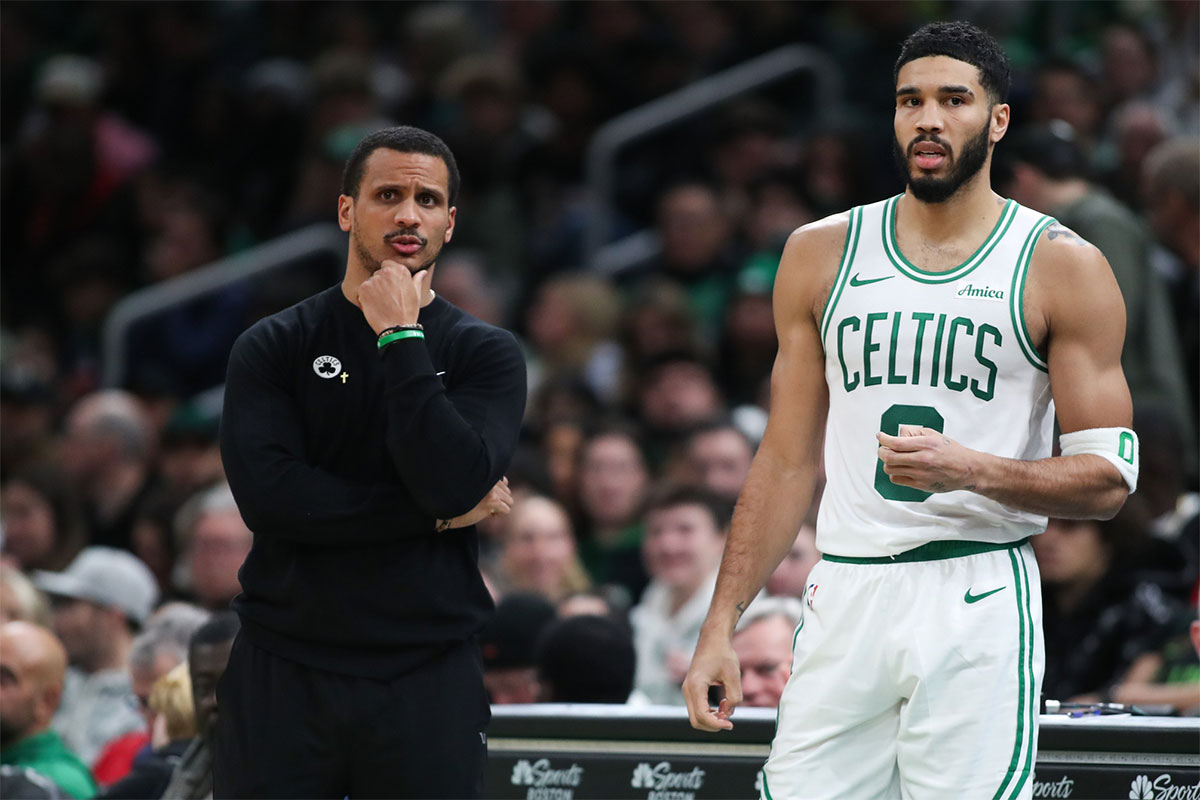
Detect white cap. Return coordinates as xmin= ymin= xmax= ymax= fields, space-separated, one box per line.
xmin=34 ymin=547 xmax=159 ymax=626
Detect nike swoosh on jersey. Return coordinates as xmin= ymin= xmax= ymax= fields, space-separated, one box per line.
xmin=849 ymin=273 xmax=894 ymax=287
xmin=963 ymin=586 xmax=1006 ymax=604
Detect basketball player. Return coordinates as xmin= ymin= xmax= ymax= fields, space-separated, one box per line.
xmin=684 ymin=22 xmax=1136 ymax=800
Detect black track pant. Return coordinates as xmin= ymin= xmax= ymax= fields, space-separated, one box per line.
xmin=212 ymin=634 xmax=489 ymax=798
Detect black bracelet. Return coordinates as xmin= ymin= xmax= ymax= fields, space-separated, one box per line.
xmin=378 ymin=324 xmax=423 ymax=339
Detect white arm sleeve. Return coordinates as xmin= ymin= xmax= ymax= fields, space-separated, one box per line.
xmin=1058 ymin=427 xmax=1139 ymax=493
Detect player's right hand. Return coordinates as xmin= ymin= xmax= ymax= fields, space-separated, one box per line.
xmin=447 ymin=477 xmax=512 ymax=529
xmin=683 ymin=632 xmax=742 ymax=732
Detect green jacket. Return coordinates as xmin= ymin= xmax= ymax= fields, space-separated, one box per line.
xmin=1 ymin=730 xmax=97 ymax=799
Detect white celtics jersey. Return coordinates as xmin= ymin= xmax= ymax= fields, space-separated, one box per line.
xmin=817 ymin=195 xmax=1056 ymax=557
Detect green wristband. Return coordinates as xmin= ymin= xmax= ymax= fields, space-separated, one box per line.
xmin=377 ymin=329 xmax=425 ymax=349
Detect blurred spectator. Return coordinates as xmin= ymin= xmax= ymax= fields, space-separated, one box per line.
xmin=492 ymin=495 xmax=590 ymax=604
xmin=674 ymin=420 xmax=755 ymax=505
xmin=60 ymin=390 xmax=158 ymax=552
xmin=630 ymin=484 xmax=733 ymax=705
xmin=126 ymin=180 xmax=251 ymax=397
xmin=0 ymin=565 xmax=52 ymax=627
xmin=0 ymin=766 xmax=70 ymax=800
xmin=100 ymin=661 xmax=196 ymax=800
xmin=535 ymin=614 xmax=637 ymax=703
xmin=129 ymin=489 xmax=190 ymax=596
xmin=636 ymin=352 xmax=726 ymax=464
xmin=619 ymin=279 xmax=705 ymax=372
xmin=1001 ymin=121 xmax=1194 ymax=456
xmin=1130 ymin=408 xmax=1199 ymax=601
xmin=159 ymin=611 xmax=239 ymax=800
xmin=538 ymin=415 xmax=588 ymax=509
xmin=558 ymin=589 xmax=625 ymax=620
xmin=732 ymin=597 xmax=804 ymax=708
xmin=129 ymin=603 xmax=208 ymax=729
xmin=2 ymin=54 xmax=149 ymax=332
xmin=716 ymin=260 xmax=779 ymax=407
xmin=1100 ymin=621 xmax=1200 ymax=715
xmin=0 ymin=364 xmax=56 ymax=482
xmin=575 ymin=423 xmax=651 ymax=601
xmin=619 ymin=181 xmax=742 ymax=339
xmin=156 ymin=401 xmax=224 ymax=498
xmin=432 ymin=251 xmax=508 ymax=327
xmin=478 ymin=593 xmax=557 ymax=705
xmin=1099 ymin=101 xmax=1174 ymax=211
xmin=1028 ymin=58 xmax=1103 ymax=156
xmin=798 ymin=132 xmax=870 ymax=218
xmin=523 ymin=273 xmax=624 ymax=406
xmin=1 ymin=464 xmax=87 ymax=573
xmin=707 ymin=101 xmax=792 ymax=222
xmin=1035 ymin=516 xmax=1185 ymax=702
xmin=34 ymin=547 xmax=159 ymax=766
xmin=765 ymin=522 xmax=821 ymax=599
xmin=1141 ymin=137 xmax=1199 ymax=434
xmin=438 ymin=55 xmax=542 ymax=283
xmin=0 ymin=621 xmax=98 ymax=799
xmin=1099 ymin=23 xmax=1159 ymax=112
xmin=93 ymin=602 xmax=207 ymax=787
xmin=172 ymin=484 xmax=252 ymax=611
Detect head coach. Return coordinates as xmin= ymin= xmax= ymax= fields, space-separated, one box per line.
xmin=214 ymin=125 xmax=525 ymax=798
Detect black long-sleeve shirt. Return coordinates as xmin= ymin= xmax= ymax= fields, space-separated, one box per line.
xmin=220 ymin=284 xmax=526 ymax=678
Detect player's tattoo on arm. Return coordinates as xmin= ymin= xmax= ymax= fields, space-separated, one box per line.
xmin=931 ymin=481 xmax=946 ymax=491
xmin=735 ymin=600 xmax=748 ymax=619
xmin=1046 ymin=223 xmax=1088 ymax=247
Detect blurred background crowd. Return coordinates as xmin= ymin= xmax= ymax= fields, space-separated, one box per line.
xmin=1 ymin=1 xmax=1197 ymax=797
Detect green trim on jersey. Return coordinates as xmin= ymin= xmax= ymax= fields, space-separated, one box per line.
xmin=1009 ymin=215 xmax=1054 ymax=372
xmin=882 ymin=196 xmax=1018 ymax=284
xmin=994 ymin=547 xmax=1037 ymax=799
xmin=820 ymin=206 xmax=863 ymax=345
xmin=822 ymin=537 xmax=1028 ymax=564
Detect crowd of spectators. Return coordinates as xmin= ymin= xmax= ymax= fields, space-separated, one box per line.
xmin=1 ymin=2 xmax=1198 ymax=796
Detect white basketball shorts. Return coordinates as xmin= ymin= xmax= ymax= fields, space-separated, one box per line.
xmin=762 ymin=539 xmax=1044 ymax=800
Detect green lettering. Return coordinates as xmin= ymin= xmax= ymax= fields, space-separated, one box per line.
xmin=930 ymin=314 xmax=947 ymax=388
xmin=944 ymin=316 xmax=973 ymax=392
xmin=1119 ymin=431 xmax=1135 ymax=464
xmin=887 ymin=312 xmax=907 ymax=385
xmin=971 ymin=323 xmax=1001 ymax=401
xmin=863 ymin=312 xmax=888 ymax=387
xmin=911 ymin=312 xmax=934 ymax=385
xmin=837 ymin=316 xmax=861 ymax=392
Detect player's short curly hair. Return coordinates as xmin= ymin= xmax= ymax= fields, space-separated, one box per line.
xmin=894 ymin=21 xmax=1011 ymax=105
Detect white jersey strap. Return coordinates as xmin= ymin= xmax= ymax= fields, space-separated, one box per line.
xmin=1059 ymin=427 xmax=1139 ymax=492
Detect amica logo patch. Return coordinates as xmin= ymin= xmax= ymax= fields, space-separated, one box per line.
xmin=955 ymin=283 xmax=1005 ymax=302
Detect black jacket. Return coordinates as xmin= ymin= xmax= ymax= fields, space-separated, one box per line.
xmin=220 ymin=285 xmax=526 ymax=678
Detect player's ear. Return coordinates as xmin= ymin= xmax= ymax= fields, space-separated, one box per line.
xmin=990 ymin=103 xmax=1010 ymax=144
xmin=338 ymin=195 xmax=354 ymax=233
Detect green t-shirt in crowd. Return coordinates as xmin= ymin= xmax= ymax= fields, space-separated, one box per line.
xmin=1 ymin=729 xmax=97 ymax=799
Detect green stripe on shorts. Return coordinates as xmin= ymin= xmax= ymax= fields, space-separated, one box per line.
xmin=823 ymin=538 xmax=1028 ymax=564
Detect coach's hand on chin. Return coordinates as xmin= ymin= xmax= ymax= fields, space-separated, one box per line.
xmin=356 ymin=260 xmax=433 ymax=335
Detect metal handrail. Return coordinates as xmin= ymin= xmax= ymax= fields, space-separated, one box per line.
xmin=101 ymin=223 xmax=347 ymax=387
xmin=583 ymin=45 xmax=842 ymax=264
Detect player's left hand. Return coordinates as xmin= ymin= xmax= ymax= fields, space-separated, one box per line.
xmin=876 ymin=425 xmax=979 ymax=494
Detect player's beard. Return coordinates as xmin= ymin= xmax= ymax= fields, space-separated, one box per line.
xmin=352 ymin=226 xmax=442 ymax=274
xmin=892 ymin=119 xmax=991 ymax=204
